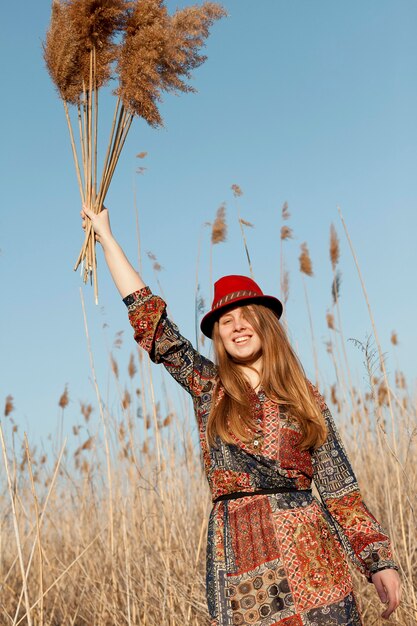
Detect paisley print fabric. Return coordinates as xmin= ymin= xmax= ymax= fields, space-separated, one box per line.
xmin=124 ymin=288 xmax=398 ymax=626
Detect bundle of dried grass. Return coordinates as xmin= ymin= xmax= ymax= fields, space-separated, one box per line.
xmin=44 ymin=0 xmax=225 ymax=301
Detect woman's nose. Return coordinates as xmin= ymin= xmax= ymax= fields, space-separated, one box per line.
xmin=232 ymin=315 xmax=246 ymax=331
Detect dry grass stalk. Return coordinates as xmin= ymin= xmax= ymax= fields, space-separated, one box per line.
xmin=195 ymin=222 xmax=210 ymax=349
xmin=0 ymin=425 xmax=33 ymax=626
xmin=281 ymin=269 xmax=289 ymax=306
xmin=280 ymin=225 xmax=293 ymax=240
xmin=110 ymin=354 xmax=119 ymax=379
xmin=128 ymin=353 xmax=137 ymax=379
xmin=330 ymin=384 xmax=341 ymax=411
xmin=279 ymin=202 xmax=292 ymax=331
xmin=122 ymin=389 xmax=131 ymax=410
xmin=24 ymin=434 xmax=44 ymax=625
xmin=58 ymin=386 xmax=69 ymax=409
xmin=337 ymin=207 xmax=399 ymax=450
xmin=298 ymin=241 xmax=319 ymax=385
xmin=162 ymin=414 xmax=172 ymax=427
xmin=331 ymin=270 xmax=342 ymax=304
xmin=44 ymin=0 xmax=225 ymax=302
xmin=12 ymin=440 xmax=68 ymax=624
xmin=80 ymin=402 xmax=93 ymax=422
xmin=209 ymin=202 xmax=228 ymax=291
xmin=377 ymin=382 xmax=389 ymax=407
xmin=391 ymin=330 xmax=398 ymax=346
xmin=326 ymin=311 xmax=335 ymax=330
xmin=4 ymin=394 xmax=14 ymax=416
xmin=281 ymin=200 xmax=290 ymax=220
xmin=328 ymin=225 xmax=355 ymax=418
xmin=211 ymin=203 xmax=227 ymax=244
xmin=395 ymin=371 xmax=406 ymax=389
xmin=231 ymin=183 xmax=243 ymax=197
xmin=231 ymin=188 xmax=254 ymax=278
xmin=330 ymin=223 xmax=340 ymax=269
xmin=79 ymin=287 xmax=115 ymax=577
xmin=299 ymin=242 xmax=313 ymax=276
xmin=238 ymin=218 xmax=254 ymax=279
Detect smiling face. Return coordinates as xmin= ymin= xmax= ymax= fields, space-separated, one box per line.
xmin=217 ymin=305 xmax=263 ymax=364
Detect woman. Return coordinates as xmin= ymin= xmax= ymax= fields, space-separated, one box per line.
xmin=82 ymin=205 xmax=401 ymax=625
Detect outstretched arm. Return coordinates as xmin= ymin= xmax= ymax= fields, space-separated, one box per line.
xmin=82 ymin=205 xmax=217 ymax=402
xmin=81 ymin=205 xmax=144 ymax=298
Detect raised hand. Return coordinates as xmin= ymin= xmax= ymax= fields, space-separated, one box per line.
xmin=81 ymin=205 xmax=113 ymax=244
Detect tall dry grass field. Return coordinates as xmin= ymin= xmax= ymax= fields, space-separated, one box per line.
xmin=1 ymin=221 xmax=416 ymax=625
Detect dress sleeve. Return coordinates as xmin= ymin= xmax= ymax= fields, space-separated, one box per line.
xmin=310 ymin=383 xmax=399 ymax=580
xmin=123 ymin=287 xmax=217 ymax=399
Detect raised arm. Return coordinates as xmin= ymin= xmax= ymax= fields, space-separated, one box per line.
xmin=81 ymin=205 xmax=144 ymax=297
xmin=81 ymin=205 xmax=217 ymax=401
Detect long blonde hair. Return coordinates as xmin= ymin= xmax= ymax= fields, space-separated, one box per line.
xmin=206 ymin=303 xmax=327 ymax=451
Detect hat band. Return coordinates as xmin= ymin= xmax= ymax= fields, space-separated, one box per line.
xmin=213 ymin=290 xmax=260 ymax=310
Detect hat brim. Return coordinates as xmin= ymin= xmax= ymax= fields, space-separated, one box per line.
xmin=200 ymin=295 xmax=283 ymax=339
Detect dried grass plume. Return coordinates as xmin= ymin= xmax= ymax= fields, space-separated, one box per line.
xmin=211 ymin=203 xmax=227 ymax=244
xmin=326 ymin=312 xmax=335 ymax=330
xmin=331 ymin=271 xmax=341 ymax=304
xmin=280 ymin=225 xmax=293 ymax=241
xmin=282 ymin=201 xmax=290 ymax=220
xmin=231 ymin=184 xmax=243 ymax=197
xmin=44 ymin=0 xmax=126 ymax=103
xmin=330 ymin=223 xmax=340 ymax=270
xmin=58 ymin=386 xmax=69 ymax=409
xmin=299 ymin=242 xmax=313 ymax=276
xmin=117 ymin=0 xmax=226 ymax=126
xmin=4 ymin=395 xmax=14 ymax=417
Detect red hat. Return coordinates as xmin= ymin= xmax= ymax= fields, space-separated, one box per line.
xmin=200 ymin=275 xmax=283 ymax=338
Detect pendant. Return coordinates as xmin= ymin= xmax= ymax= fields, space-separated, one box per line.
xmin=253 ymin=435 xmax=264 ymax=449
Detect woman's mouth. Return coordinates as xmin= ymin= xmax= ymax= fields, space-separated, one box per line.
xmin=234 ymin=335 xmax=251 ymax=344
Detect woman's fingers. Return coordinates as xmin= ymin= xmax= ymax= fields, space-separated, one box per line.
xmin=80 ymin=204 xmax=112 ymax=244
xmin=373 ymin=575 xmax=387 ymax=603
xmin=381 ymin=592 xmax=400 ymax=619
xmin=372 ymin=569 xmax=401 ymax=619
xmin=82 ymin=204 xmax=95 ymax=219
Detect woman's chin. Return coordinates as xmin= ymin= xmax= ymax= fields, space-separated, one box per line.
xmin=231 ymin=351 xmax=263 ymax=365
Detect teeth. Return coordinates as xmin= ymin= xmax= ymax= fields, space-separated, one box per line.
xmin=235 ymin=336 xmax=249 ymax=343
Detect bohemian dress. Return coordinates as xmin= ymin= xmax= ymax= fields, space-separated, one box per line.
xmin=124 ymin=287 xmax=398 ymax=626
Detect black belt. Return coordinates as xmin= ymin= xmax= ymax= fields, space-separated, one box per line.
xmin=213 ymin=487 xmax=312 ymax=504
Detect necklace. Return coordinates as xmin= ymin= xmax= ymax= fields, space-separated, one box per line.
xmin=252 ymin=432 xmax=264 ymax=449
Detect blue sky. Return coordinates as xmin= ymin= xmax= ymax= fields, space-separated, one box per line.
xmin=1 ymin=0 xmax=416 ymax=444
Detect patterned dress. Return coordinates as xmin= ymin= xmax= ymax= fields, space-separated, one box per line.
xmin=124 ymin=287 xmax=398 ymax=626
